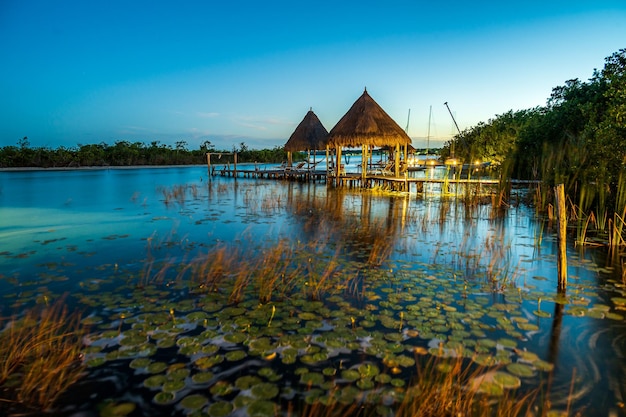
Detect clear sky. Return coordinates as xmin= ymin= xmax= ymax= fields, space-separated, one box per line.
xmin=1 ymin=1 xmax=625 ymax=151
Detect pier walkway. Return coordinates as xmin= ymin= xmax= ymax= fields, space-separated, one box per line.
xmin=208 ymin=165 xmax=526 ymax=195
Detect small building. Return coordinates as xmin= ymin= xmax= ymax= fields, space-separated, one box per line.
xmin=284 ymin=108 xmax=329 ymax=169
xmin=328 ymin=88 xmax=412 ymax=180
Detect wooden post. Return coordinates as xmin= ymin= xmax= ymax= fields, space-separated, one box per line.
xmin=234 ymin=152 xmax=238 ymax=178
xmin=361 ymin=144 xmax=367 ymax=182
xmin=555 ymin=184 xmax=567 ymax=292
xmin=206 ymin=153 xmax=211 ymax=175
xmin=325 ymin=146 xmax=330 ymax=182
xmin=336 ymin=146 xmax=342 ymax=184
xmin=394 ymin=144 xmax=400 ymax=177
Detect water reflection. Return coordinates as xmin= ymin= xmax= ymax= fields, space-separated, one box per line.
xmin=1 ymin=168 xmax=625 ymax=415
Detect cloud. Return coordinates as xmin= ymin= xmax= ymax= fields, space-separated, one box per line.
xmin=117 ymin=125 xmax=159 ymax=134
xmin=196 ymin=112 xmax=220 ymax=118
xmin=232 ymin=115 xmax=295 ymax=132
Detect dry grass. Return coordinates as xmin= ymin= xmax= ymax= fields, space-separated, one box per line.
xmin=0 ymin=300 xmax=85 ymax=412
xmin=289 ymin=353 xmax=572 ymax=417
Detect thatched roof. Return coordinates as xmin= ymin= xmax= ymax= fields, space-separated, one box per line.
xmin=328 ymin=89 xmax=412 ymax=148
xmin=284 ymin=109 xmax=329 ymax=151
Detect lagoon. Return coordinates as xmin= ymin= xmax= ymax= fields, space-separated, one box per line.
xmin=1 ymin=166 xmax=625 ymax=416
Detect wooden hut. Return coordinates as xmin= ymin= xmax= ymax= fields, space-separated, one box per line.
xmin=284 ymin=108 xmax=329 ymax=169
xmin=328 ymin=88 xmax=412 ymax=180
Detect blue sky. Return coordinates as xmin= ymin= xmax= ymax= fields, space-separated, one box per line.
xmin=1 ymin=1 xmax=625 ymax=151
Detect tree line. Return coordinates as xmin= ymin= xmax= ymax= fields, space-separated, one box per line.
xmin=0 ymin=139 xmax=290 ymax=168
xmin=444 ymin=49 xmax=626 ymax=218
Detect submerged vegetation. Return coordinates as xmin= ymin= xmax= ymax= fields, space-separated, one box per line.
xmin=2 ymin=178 xmax=626 ymax=416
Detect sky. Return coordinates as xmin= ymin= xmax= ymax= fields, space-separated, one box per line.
xmin=1 ymin=1 xmax=625 ymax=151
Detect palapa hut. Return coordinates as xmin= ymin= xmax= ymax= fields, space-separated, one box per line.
xmin=328 ymin=88 xmax=412 ymax=179
xmin=284 ymin=108 xmax=329 ymax=169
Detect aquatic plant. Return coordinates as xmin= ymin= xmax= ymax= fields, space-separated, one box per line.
xmin=0 ymin=300 xmax=85 ymax=412
xmin=291 ymin=353 xmax=561 ymax=417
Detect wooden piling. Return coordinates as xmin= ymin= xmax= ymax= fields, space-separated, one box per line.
xmin=555 ymin=183 xmax=567 ymax=292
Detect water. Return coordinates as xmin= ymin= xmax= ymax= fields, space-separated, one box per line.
xmin=1 ymin=166 xmax=625 ymax=416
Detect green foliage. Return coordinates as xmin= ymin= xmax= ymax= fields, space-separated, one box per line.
xmin=444 ymin=48 xmax=626 ymax=220
xmin=0 ymin=140 xmax=289 ymax=168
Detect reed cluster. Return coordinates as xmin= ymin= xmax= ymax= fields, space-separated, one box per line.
xmin=0 ymin=300 xmax=85 ymax=412
xmin=291 ymin=353 xmax=567 ymax=417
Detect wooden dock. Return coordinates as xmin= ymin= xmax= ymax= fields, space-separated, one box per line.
xmin=209 ymin=165 xmax=514 ymax=195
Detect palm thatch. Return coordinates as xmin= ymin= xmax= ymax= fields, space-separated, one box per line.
xmin=284 ymin=109 xmax=329 ymax=152
xmin=328 ymin=89 xmax=412 ymax=148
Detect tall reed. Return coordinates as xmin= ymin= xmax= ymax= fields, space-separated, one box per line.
xmin=0 ymin=300 xmax=85 ymax=412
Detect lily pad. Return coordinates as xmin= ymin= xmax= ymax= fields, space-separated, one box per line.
xmin=493 ymin=372 xmax=522 ymax=389
xmin=99 ymin=401 xmax=136 ymax=417
xmin=247 ymin=400 xmax=277 ymax=417
xmin=251 ymin=382 xmax=280 ymax=399
xmin=207 ymin=401 xmax=233 ymax=417
xmin=153 ymin=391 xmax=175 ymax=405
xmin=143 ymin=374 xmax=166 ymax=389
xmin=506 ymin=363 xmax=535 ymax=378
xmin=191 ymin=371 xmax=214 ymax=384
xmin=180 ymin=394 xmax=208 ymax=410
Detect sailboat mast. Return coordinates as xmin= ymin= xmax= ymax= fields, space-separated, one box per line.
xmin=426 ymin=105 xmax=432 ymax=155
xmin=444 ymin=101 xmax=461 ymax=159
xmin=405 ymin=109 xmax=411 ymax=133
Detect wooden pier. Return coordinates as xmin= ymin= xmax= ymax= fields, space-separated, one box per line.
xmin=210 ymin=164 xmax=511 ymax=195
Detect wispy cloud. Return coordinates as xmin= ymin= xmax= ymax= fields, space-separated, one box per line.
xmin=196 ymin=112 xmax=220 ymax=118
xmin=118 ymin=125 xmax=159 ymax=134
xmin=233 ymin=115 xmax=295 ymax=131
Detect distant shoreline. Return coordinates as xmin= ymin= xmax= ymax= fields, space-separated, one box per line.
xmin=0 ymin=163 xmax=266 ymax=172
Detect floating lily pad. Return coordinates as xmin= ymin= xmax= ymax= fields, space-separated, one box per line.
xmin=247 ymin=400 xmax=277 ymax=417
xmin=251 ymin=382 xmax=279 ymax=399
xmin=533 ymin=310 xmax=551 ymax=318
xmin=99 ymin=401 xmax=136 ymax=417
xmin=357 ymin=378 xmax=375 ymax=389
xmin=225 ymin=350 xmax=247 ymax=361
xmin=210 ymin=380 xmax=234 ymax=396
xmin=358 ymin=363 xmax=380 ymax=378
xmin=143 ymin=374 xmax=166 ymax=389
xmin=87 ymin=357 xmax=106 ymax=367
xmin=146 ymin=362 xmax=168 ymax=374
xmin=341 ymin=369 xmax=361 ymax=382
xmin=236 ymin=375 xmax=262 ymax=390
xmin=493 ymin=372 xmax=522 ymax=389
xmin=191 ymin=371 xmax=214 ymax=384
xmin=224 ymin=332 xmax=248 ymax=343
xmin=207 ymin=401 xmax=234 ymax=417
xmin=162 ymin=379 xmax=185 ymax=393
xmin=611 ymin=297 xmax=626 ymax=306
xmin=153 ymin=391 xmax=175 ymax=405
xmin=300 ymin=372 xmax=325 ymax=386
xmin=476 ymin=380 xmax=505 ymax=396
xmin=180 ymin=394 xmax=208 ymax=410
xmin=506 ymin=363 xmax=535 ymax=377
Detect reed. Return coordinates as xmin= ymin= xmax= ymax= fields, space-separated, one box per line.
xmin=0 ymin=300 xmax=85 ymax=412
xmin=251 ymin=240 xmax=302 ymax=303
xmin=290 ymin=353 xmax=568 ymax=417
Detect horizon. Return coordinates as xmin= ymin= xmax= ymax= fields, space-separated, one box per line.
xmin=1 ymin=1 xmax=625 ymax=151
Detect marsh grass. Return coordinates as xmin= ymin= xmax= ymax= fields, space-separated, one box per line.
xmin=291 ymin=353 xmax=565 ymax=417
xmin=0 ymin=300 xmax=85 ymax=412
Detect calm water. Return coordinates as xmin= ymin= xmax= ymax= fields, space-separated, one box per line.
xmin=1 ymin=166 xmax=625 ymax=416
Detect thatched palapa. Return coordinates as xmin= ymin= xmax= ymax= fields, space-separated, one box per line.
xmin=328 ymin=88 xmax=412 ymax=178
xmin=283 ymin=108 xmax=329 ymax=169
xmin=328 ymin=88 xmax=411 ymax=148
xmin=284 ymin=108 xmax=329 ymax=152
